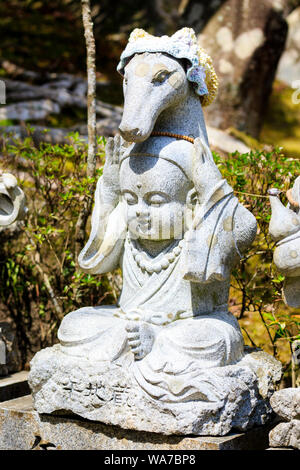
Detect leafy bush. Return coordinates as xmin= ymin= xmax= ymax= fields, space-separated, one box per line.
xmin=0 ymin=131 xmax=117 ymax=364
xmin=214 ymin=147 xmax=300 ymax=385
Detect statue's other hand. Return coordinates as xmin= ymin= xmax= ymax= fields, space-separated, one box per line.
xmin=101 ymin=135 xmax=123 ymax=206
xmin=126 ymin=321 xmax=155 ymax=361
xmin=192 ymin=137 xmax=222 ymax=202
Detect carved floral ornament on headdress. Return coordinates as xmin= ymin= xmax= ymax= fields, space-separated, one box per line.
xmin=117 ymin=27 xmax=219 ymax=107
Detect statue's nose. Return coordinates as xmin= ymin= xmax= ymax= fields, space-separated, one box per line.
xmin=119 ymin=125 xmax=140 ymax=141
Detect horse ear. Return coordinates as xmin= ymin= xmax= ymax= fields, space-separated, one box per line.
xmin=171 ymin=28 xmax=197 ymax=47
xmin=129 ymin=28 xmax=153 ymax=43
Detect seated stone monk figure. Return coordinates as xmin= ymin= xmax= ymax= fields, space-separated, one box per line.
xmin=29 ymin=28 xmax=281 ymax=435
xmin=58 ymin=134 xmax=257 ymax=403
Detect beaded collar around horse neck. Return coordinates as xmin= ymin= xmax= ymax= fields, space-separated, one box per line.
xmin=150 ymin=131 xmax=195 ymax=144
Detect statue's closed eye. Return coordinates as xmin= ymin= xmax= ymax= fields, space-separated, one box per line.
xmin=147 ymin=193 xmax=168 ymax=206
xmin=123 ymin=192 xmax=137 ymax=205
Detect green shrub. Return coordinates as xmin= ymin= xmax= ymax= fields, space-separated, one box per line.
xmin=214 ymin=147 xmax=300 ymax=385
xmin=0 ymin=131 xmax=117 ymax=364
xmin=0 ymin=134 xmax=299 ymax=384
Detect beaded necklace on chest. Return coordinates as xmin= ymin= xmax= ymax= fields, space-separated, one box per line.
xmin=127 ymin=236 xmax=184 ymax=274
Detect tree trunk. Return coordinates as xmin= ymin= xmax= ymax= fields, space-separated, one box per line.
xmin=81 ymin=0 xmax=97 ymax=178
xmin=75 ymin=0 xmax=97 ymax=258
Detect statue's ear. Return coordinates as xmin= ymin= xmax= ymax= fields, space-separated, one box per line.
xmin=186 ymin=187 xmax=198 ymax=209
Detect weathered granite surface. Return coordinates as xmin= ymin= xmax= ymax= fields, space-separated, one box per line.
xmin=268 ymin=388 xmax=300 ymax=450
xmin=29 ymin=346 xmax=281 ymax=436
xmin=270 ymin=388 xmax=300 ymax=421
xmin=269 ymin=420 xmax=300 ymax=450
xmin=0 ymin=395 xmax=274 ymax=450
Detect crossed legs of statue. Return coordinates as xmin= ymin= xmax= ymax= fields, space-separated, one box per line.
xmin=58 ymin=306 xmax=244 ymax=369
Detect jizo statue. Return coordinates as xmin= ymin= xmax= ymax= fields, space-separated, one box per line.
xmin=29 ymin=28 xmax=282 ymax=436
xmin=269 ymin=178 xmax=300 ymax=308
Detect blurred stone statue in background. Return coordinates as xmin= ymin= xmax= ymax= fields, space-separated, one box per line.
xmin=269 ymin=178 xmax=300 ymax=308
xmin=0 ymin=173 xmax=26 ymax=229
xmin=29 ymin=28 xmax=281 ymax=436
xmin=268 ymin=182 xmax=300 ymax=449
xmin=0 ymin=172 xmax=26 ymax=375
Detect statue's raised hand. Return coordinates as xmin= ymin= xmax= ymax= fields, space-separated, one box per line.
xmin=101 ymin=135 xmax=123 ymax=208
xmin=192 ymin=137 xmax=222 ymax=204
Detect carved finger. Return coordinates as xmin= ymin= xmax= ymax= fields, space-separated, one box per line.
xmin=128 ymin=339 xmax=141 ymax=348
xmin=127 ymin=331 xmax=140 ymax=340
xmin=201 ymin=140 xmax=215 ymax=164
xmin=194 ymin=137 xmax=213 ymax=164
xmin=125 ymin=321 xmax=139 ymax=333
xmin=113 ymin=134 xmax=121 ymax=164
xmin=131 ymin=345 xmax=142 ymax=354
xmin=105 ymin=137 xmax=114 ymax=163
xmin=194 ymin=137 xmax=206 ymax=164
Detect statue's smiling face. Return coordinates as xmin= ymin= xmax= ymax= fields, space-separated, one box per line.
xmin=120 ymin=156 xmax=192 ymax=240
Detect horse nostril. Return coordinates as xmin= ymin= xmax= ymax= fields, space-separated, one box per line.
xmin=119 ymin=126 xmax=140 ymax=139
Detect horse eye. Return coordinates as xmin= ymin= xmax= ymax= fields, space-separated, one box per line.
xmin=152 ymin=70 xmax=170 ymax=83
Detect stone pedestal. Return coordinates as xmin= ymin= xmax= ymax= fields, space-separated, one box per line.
xmin=0 ymin=395 xmax=274 ymax=450
xmin=29 ymin=346 xmax=282 ymax=436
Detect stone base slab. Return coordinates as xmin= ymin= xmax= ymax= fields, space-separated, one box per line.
xmin=0 ymin=395 xmax=274 ymax=450
xmin=28 ymin=345 xmax=282 ymax=436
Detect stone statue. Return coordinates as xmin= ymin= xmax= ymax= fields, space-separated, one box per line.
xmin=0 ymin=173 xmax=26 ymax=228
xmin=269 ymin=179 xmax=300 ymax=308
xmin=268 ymin=184 xmax=300 ymax=449
xmin=29 ymin=28 xmax=281 ymax=436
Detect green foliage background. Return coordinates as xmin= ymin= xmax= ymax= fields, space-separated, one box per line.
xmin=0 ymin=131 xmax=299 ymax=384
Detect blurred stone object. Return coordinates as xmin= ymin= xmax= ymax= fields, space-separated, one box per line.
xmin=0 ymin=173 xmax=26 ymax=229
xmin=277 ymin=7 xmax=300 ymax=86
xmin=0 ymin=323 xmax=22 ymax=377
xmin=269 ymin=388 xmax=300 ymax=449
xmin=268 ymin=178 xmax=300 ymax=307
xmin=206 ymin=126 xmax=250 ymax=154
xmin=0 ymin=394 xmax=277 ymax=449
xmin=198 ymin=0 xmax=288 ymax=138
xmin=30 ymin=27 xmax=281 ymax=436
xmin=2 ymin=76 xmax=121 ymax=123
xmin=0 ymin=173 xmax=26 ymax=376
xmin=0 ymin=99 xmax=60 ymax=122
